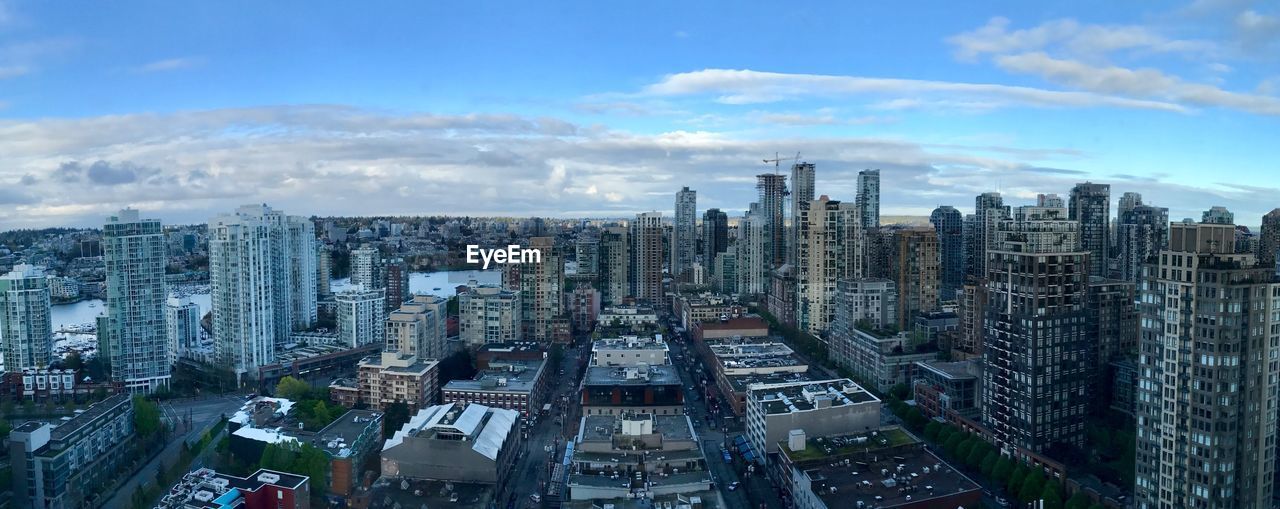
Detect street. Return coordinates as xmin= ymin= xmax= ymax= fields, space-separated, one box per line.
xmin=503 ymin=343 xmax=585 ymax=509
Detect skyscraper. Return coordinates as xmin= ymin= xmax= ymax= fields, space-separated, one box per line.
xmin=736 ymin=204 xmax=769 ymax=295
xmin=701 ymin=208 xmax=728 ymax=275
xmin=1115 ymin=203 xmax=1169 ymax=282
xmin=856 ymin=169 xmax=880 ymax=230
xmin=982 ymin=206 xmax=1091 ymax=453
xmin=335 ymin=286 xmax=386 ymax=348
xmin=969 ymin=192 xmax=1009 ymax=279
xmin=1036 ymin=193 xmax=1064 ymax=208
xmin=892 ymin=227 xmax=941 ymax=329
xmin=1258 ymin=208 xmax=1280 ymax=270
xmin=1069 ymin=182 xmax=1110 ymax=278
xmin=0 ymin=265 xmax=52 ymax=373
xmin=672 ymin=187 xmax=698 ymax=282
xmin=599 ymin=226 xmax=630 ymax=305
xmin=575 ymin=234 xmax=600 ymax=278
xmin=101 ymin=208 xmax=171 ymax=393
xmin=930 ymin=206 xmax=964 ymax=302
xmin=316 ymin=244 xmax=333 ymax=297
xmin=351 ymin=245 xmax=382 ymax=290
xmin=630 ymin=212 xmax=664 ymax=303
xmin=208 ymin=204 xmax=317 ymax=381
xmin=1202 ymin=205 xmax=1234 ymax=224
xmin=1117 ymin=191 xmax=1142 ymax=219
xmin=1134 ymin=222 xmax=1279 ymax=509
xmin=502 ymin=236 xmax=564 ymax=342
xmin=798 ymin=196 xmax=862 ymax=334
xmin=757 ymin=174 xmax=787 ymax=267
xmin=788 ymin=162 xmax=816 ymax=266
xmin=165 ymin=297 xmax=201 ymax=360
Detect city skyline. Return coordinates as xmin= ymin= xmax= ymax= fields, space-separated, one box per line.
xmin=0 ymin=0 xmax=1278 ymax=229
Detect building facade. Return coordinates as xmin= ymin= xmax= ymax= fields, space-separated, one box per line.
xmin=0 ymin=265 xmax=52 ymax=373
xmin=892 ymin=227 xmax=941 ymax=329
xmin=458 ymin=285 xmax=522 ymax=346
xmin=356 ymin=352 xmax=440 ymax=412
xmin=8 ymin=395 xmax=135 ymax=509
xmin=855 ymin=169 xmax=880 ymax=230
xmin=385 ymin=295 xmax=447 ymax=360
xmin=335 ymin=287 xmax=386 ymax=348
xmin=930 ymin=205 xmax=965 ymax=302
xmin=630 ymin=213 xmax=665 ymax=304
xmin=101 ymin=208 xmax=171 ymax=392
xmin=1069 ymin=182 xmax=1111 ymax=278
xmin=672 ymin=187 xmax=698 ymax=282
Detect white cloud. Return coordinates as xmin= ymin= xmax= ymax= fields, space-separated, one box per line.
xmin=134 ymin=57 xmax=204 ymax=73
xmin=948 ymin=16 xmax=1215 ymax=62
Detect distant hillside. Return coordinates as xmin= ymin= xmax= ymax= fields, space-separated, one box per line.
xmin=882 ymin=215 xmax=931 ymax=226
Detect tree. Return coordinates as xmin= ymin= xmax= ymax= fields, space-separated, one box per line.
xmin=924 ymin=421 xmax=942 ymax=442
xmin=980 ymin=450 xmax=999 ymax=477
xmin=133 ymin=396 xmax=162 ymax=439
xmin=1041 ymin=484 xmax=1064 ymax=509
xmin=274 ymin=376 xmax=311 ymax=401
xmin=1019 ymin=471 xmax=1046 ymax=504
xmin=991 ymin=456 xmax=1014 ymax=484
xmin=944 ymin=432 xmax=966 ymax=456
xmin=966 ymin=442 xmax=987 ymax=468
xmin=1007 ymin=464 xmax=1029 ymax=494
xmin=294 ymin=443 xmax=330 ymax=494
xmin=936 ymin=426 xmax=955 ymax=444
xmin=889 ymin=383 xmax=910 ymax=401
xmin=64 ymin=351 xmax=84 ymax=371
xmin=1066 ymin=492 xmax=1092 ymax=509
xmin=1087 ymin=504 xmax=1106 ymax=509
xmin=0 ymin=420 xmax=11 ymax=442
xmin=956 ymin=438 xmax=975 ymax=461
xmin=383 ymin=402 xmax=411 ymax=437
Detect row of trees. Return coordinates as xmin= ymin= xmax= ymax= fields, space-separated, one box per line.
xmin=274 ymin=376 xmax=347 ymax=431
xmin=259 ymin=442 xmax=330 ymax=494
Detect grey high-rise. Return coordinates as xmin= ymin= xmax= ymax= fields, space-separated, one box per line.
xmin=788 ymin=162 xmax=815 ymax=266
xmin=982 ymin=207 xmax=1091 ymax=453
xmin=757 ymin=174 xmax=787 ymax=267
xmin=1117 ymin=192 xmax=1143 ymax=220
xmin=0 ymin=265 xmax=52 ymax=373
xmin=102 ymin=208 xmax=170 ymax=393
xmin=1069 ymin=182 xmax=1110 ymax=278
xmin=630 ymin=212 xmax=664 ymax=303
xmin=1202 ymin=205 xmax=1234 ymax=224
xmin=1116 ymin=203 xmax=1169 ymax=282
xmin=598 ymin=226 xmax=630 ymax=305
xmin=1258 ymin=208 xmax=1280 ymax=270
xmin=1134 ymin=222 xmax=1279 ymax=509
xmin=702 ymin=208 xmax=728 ymax=275
xmin=856 ymin=169 xmax=880 ymax=230
xmin=672 ymin=187 xmax=698 ymax=282
xmin=930 ymin=205 xmax=964 ymax=301
xmin=969 ymin=192 xmax=1009 ymax=279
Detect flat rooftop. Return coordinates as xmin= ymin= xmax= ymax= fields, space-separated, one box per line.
xmin=584 ymin=364 xmax=682 ymax=386
xmin=368 ymin=478 xmax=494 ymax=509
xmin=592 ymin=336 xmax=668 ymax=351
xmin=749 ymin=379 xmax=879 ymax=415
xmin=579 ymin=413 xmax=695 ymax=443
xmin=312 ymin=409 xmax=382 ymax=458
xmin=779 ymin=427 xmax=917 ymax=462
xmin=802 ymin=445 xmax=980 ymax=508
xmin=560 ymin=491 xmax=724 ymax=509
xmin=916 ymin=359 xmax=980 ymax=380
xmin=444 ymin=359 xmax=545 ymax=393
xmin=477 ymin=341 xmax=544 ymax=354
xmin=156 ymin=468 xmax=308 ymax=509
xmin=48 ymin=394 xmax=129 ymax=442
xmin=697 ymin=316 xmax=769 ymax=331
xmin=728 ymin=371 xmax=816 ymax=393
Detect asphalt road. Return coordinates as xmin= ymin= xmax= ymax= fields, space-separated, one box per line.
xmin=504 ymin=342 xmax=585 ymax=509
xmin=98 ymin=394 xmax=247 ymax=509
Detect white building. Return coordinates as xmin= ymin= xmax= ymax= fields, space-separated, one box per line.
xmin=0 ymin=265 xmax=53 ymax=373
xmin=101 ymin=209 xmax=171 ymax=393
xmin=745 ymin=379 xmax=880 ymax=462
xmin=46 ymin=276 xmax=81 ymax=300
xmin=386 ymin=295 xmax=447 ymax=360
xmin=458 ymin=284 xmax=522 ymax=346
xmin=208 ymin=204 xmax=318 ymax=380
xmin=590 ymin=336 xmax=669 ymax=367
xmin=336 ymin=286 xmax=386 ymax=348
xmin=165 ymin=296 xmax=202 ymax=365
xmin=350 ymin=245 xmax=382 ymax=291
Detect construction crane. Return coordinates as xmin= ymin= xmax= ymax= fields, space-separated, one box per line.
xmin=762 ymin=152 xmax=801 ymax=174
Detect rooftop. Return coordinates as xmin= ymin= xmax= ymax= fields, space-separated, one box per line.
xmin=312 ymin=409 xmax=382 ymax=458
xmin=444 ymin=359 xmax=545 ymax=393
xmin=749 ymin=379 xmax=879 ymax=415
xmin=560 ymin=492 xmax=723 ymax=509
xmin=155 ymin=468 xmax=308 ymax=509
xmin=915 ymin=359 xmax=980 ymax=381
xmin=367 ymin=478 xmax=494 ymax=509
xmin=585 ymin=364 xmax=682 ymax=386
xmin=727 ymin=371 xmax=816 ymax=393
xmin=697 ymin=316 xmax=769 ymax=331
xmin=476 ymin=341 xmax=545 ymax=354
xmin=779 ymin=427 xmax=916 ymax=462
xmin=382 ymin=402 xmax=518 ymax=461
xmin=796 ymin=442 xmax=980 ymax=509
xmin=48 ymin=394 xmax=130 ymax=442
xmin=593 ymin=335 xmax=668 ymax=351
xmin=579 ymin=413 xmax=696 ymax=444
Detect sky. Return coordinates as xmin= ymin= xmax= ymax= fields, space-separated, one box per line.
xmin=0 ymin=0 xmax=1277 ymax=229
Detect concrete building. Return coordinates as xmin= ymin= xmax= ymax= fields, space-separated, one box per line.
xmin=775 ymin=427 xmax=981 ymax=509
xmin=350 ymin=245 xmax=382 ymax=291
xmin=830 ymin=326 xmax=936 ymax=394
xmin=385 ymin=294 xmax=447 ymax=360
xmin=798 ymin=196 xmax=863 ymax=334
xmin=1070 ymin=182 xmax=1110 ymax=278
xmin=166 ymin=296 xmax=202 ymax=362
xmin=758 ymin=173 xmax=788 ymax=267
xmin=968 ymin=192 xmax=1009 ymax=279
xmin=982 ymin=207 xmax=1091 ymax=453
xmin=744 ymin=378 xmax=880 ymax=460
xmin=591 ymin=336 xmax=669 ymax=367
xmin=674 ymin=293 xmax=744 ymax=330
xmin=383 ymin=258 xmax=410 ymax=311
xmin=769 ymin=264 xmax=798 ymax=328
xmin=46 ymin=276 xmax=80 ymax=301
xmin=355 ymin=352 xmax=440 ymax=412
xmin=1116 ymin=202 xmax=1169 ymax=282
xmin=630 ymin=212 xmax=665 ymax=304
xmin=0 ymin=265 xmax=52 ymax=373
xmin=575 ymin=234 xmax=600 ymax=277
xmin=702 ymin=208 xmax=729 ymax=277
xmin=458 ymin=284 xmax=522 ymax=346
xmin=714 ymin=251 xmax=738 ymax=295
xmin=598 ymin=226 xmax=630 ymax=306
xmin=1087 ymin=277 xmax=1137 ymax=368
xmin=672 ymin=187 xmax=698 ymax=282
xmin=891 ymin=227 xmax=940 ymax=329
xmin=316 ymin=244 xmax=333 ymax=297
xmin=8 ymin=395 xmax=135 ymax=509
xmin=788 ymin=162 xmax=816 ymax=267
xmin=930 ymin=205 xmax=965 ymax=302
xmin=831 ymin=278 xmax=897 ymax=333
xmin=582 ymin=364 xmax=684 ymax=416
xmin=1134 ymin=221 xmax=1280 ymax=509
xmin=597 ymin=305 xmax=658 ymax=327
xmin=155 ymin=468 xmax=310 ymax=509
xmin=708 ymin=342 xmax=809 ymax=415
xmin=501 ymin=236 xmax=564 ymax=342
xmin=1259 ymin=208 xmax=1280 ymax=270
xmin=566 ymin=413 xmax=713 ymax=501
xmin=737 ymin=204 xmax=770 ymax=295
xmin=566 ymin=283 xmax=600 ymax=334
xmin=855 ymin=169 xmax=880 ymax=230
xmin=380 ymin=402 xmax=522 ymax=487
xmin=208 ymin=204 xmax=317 ymax=381
xmin=335 ymin=286 xmax=386 ymax=348
xmin=1201 ymin=205 xmax=1234 ymax=224
xmin=443 ymin=358 xmax=548 ymax=417
xmin=954 ymin=279 xmax=986 ymax=360
xmin=101 ymin=208 xmax=171 ymax=393
xmin=912 ymin=359 xmax=981 ymax=422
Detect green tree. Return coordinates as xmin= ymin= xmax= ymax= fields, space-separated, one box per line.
xmin=293 ymin=443 xmax=330 ymax=494
xmin=0 ymin=420 xmax=11 ymax=441
xmin=943 ymin=432 xmax=965 ymax=455
xmin=936 ymin=425 xmax=955 ymax=444
xmin=889 ymin=383 xmax=910 ymax=401
xmin=382 ymin=402 xmax=411 ymax=437
xmin=1087 ymin=504 xmax=1106 ymax=509
xmin=1066 ymin=492 xmax=1092 ymax=509
xmin=1019 ymin=471 xmax=1046 ymax=504
xmin=924 ymin=421 xmax=941 ymax=441
xmin=1007 ymin=464 xmax=1029 ymax=494
xmin=1041 ymin=484 xmax=1064 ymax=509
xmin=274 ymin=376 xmax=311 ymax=401
xmin=991 ymin=456 xmax=1014 ymax=484
xmin=966 ymin=442 xmax=987 ymax=468
xmin=980 ymin=450 xmax=998 ymax=477
xmin=64 ymin=351 xmax=84 ymax=371
xmin=903 ymin=407 xmax=926 ymax=431
xmin=956 ymin=438 xmax=975 ymax=461
xmin=133 ymin=396 xmax=162 ymax=439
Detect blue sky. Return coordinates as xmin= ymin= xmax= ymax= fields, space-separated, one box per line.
xmin=0 ymin=0 xmax=1277 ymax=228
